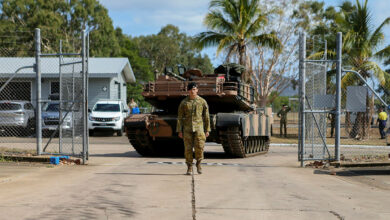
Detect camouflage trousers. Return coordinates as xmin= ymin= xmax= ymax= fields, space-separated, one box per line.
xmin=280 ymin=120 xmax=287 ymax=136
xmin=183 ymin=131 xmax=206 ymax=165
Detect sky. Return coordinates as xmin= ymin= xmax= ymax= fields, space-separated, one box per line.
xmin=99 ymin=0 xmax=390 ymax=65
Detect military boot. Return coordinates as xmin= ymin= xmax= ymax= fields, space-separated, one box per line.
xmin=186 ymin=164 xmax=193 ymax=175
xmin=196 ymin=160 xmax=202 ymax=174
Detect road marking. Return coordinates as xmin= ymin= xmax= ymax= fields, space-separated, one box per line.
xmin=146 ymin=161 xmax=263 ymax=167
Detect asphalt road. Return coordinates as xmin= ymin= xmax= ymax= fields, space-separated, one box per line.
xmin=0 ymin=135 xmax=390 ymax=219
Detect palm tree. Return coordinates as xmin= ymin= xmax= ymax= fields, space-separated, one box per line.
xmin=195 ymin=0 xmax=280 ymax=81
xmin=338 ymin=0 xmax=390 ymax=138
xmin=340 ymin=0 xmax=390 ymax=85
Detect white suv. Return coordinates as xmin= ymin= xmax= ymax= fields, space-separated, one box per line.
xmin=88 ymin=100 xmax=129 ymax=136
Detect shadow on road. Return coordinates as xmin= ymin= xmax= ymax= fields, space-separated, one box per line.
xmin=314 ymin=168 xmax=390 ymax=176
xmin=96 ymin=172 xmax=185 ymax=176
xmin=90 ymin=150 xmax=234 ymax=159
xmin=336 ymin=169 xmax=390 ymax=176
xmin=90 ymin=151 xmax=140 ymax=158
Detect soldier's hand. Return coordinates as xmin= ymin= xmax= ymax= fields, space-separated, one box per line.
xmin=205 ymin=132 xmax=209 ymax=137
xmin=178 ymin=132 xmax=183 ymax=139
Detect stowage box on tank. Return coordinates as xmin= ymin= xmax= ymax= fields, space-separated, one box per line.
xmin=125 ymin=64 xmax=273 ymax=157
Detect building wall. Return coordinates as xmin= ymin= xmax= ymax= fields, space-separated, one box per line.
xmin=88 ymin=78 xmax=110 ymax=109
xmin=3 ymin=77 xmax=124 ymax=110
xmin=109 ymin=71 xmax=127 ymax=109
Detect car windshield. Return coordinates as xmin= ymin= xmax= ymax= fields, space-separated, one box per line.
xmin=0 ymin=103 xmax=22 ymax=110
xmin=44 ymin=103 xmax=59 ymax=112
xmin=93 ymin=104 xmax=120 ymax=112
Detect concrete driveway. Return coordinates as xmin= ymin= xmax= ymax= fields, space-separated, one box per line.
xmin=0 ymin=135 xmax=389 ymax=219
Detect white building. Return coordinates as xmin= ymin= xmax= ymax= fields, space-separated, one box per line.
xmin=0 ymin=57 xmax=135 ymax=109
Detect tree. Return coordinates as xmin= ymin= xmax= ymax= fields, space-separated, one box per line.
xmin=116 ymin=25 xmax=213 ymax=108
xmin=115 ymin=28 xmax=153 ymax=107
xmin=250 ymin=0 xmax=313 ymax=107
xmin=136 ymin=25 xmax=213 ymax=75
xmin=0 ymin=0 xmax=119 ymax=56
xmin=338 ymin=0 xmax=390 ymax=139
xmin=195 ymin=0 xmax=280 ymax=81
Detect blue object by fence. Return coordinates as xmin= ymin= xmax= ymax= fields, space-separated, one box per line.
xmin=50 ymin=157 xmax=60 ymax=165
xmin=50 ymin=156 xmax=70 ymax=165
xmin=132 ymin=107 xmax=140 ymax=114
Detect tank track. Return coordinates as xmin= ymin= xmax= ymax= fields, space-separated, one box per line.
xmin=220 ymin=127 xmax=269 ymax=158
xmin=127 ymin=129 xmax=184 ymax=156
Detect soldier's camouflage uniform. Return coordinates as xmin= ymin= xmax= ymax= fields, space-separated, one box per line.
xmin=328 ymin=112 xmax=336 ymax=138
xmin=177 ymin=96 xmax=210 ymax=166
xmin=277 ymin=106 xmax=291 ymax=137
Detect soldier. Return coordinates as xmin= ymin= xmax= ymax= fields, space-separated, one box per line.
xmin=376 ymin=107 xmax=388 ymax=139
xmin=277 ymin=104 xmax=291 ymax=137
xmin=177 ymin=82 xmax=210 ymax=175
xmin=328 ymin=108 xmax=336 ymax=138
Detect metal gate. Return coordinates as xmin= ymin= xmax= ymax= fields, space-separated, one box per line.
xmin=37 ymin=29 xmax=89 ymax=163
xmin=298 ymin=33 xmax=342 ymax=165
xmin=0 ymin=29 xmax=89 ymax=163
xmin=298 ymin=32 xmax=390 ymax=165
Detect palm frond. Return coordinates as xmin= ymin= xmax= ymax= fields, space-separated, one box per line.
xmin=369 ymin=17 xmax=390 ymax=47
xmin=210 ymin=0 xmax=240 ymax=24
xmin=341 ymin=71 xmax=358 ymax=89
xmin=194 ymin=31 xmax=228 ymax=49
xmin=252 ymin=33 xmax=281 ymax=51
xmin=307 ymin=51 xmax=325 ymax=60
xmin=362 ymin=61 xmax=387 ymax=85
xmin=216 ymin=36 xmax=235 ymax=56
xmin=244 ymin=13 xmax=267 ymax=38
xmin=204 ymin=10 xmax=235 ymax=34
xmin=374 ymin=45 xmax=390 ymax=60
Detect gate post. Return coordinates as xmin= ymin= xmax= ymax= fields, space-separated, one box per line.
xmin=335 ymin=32 xmax=342 ymax=162
xmin=299 ymin=32 xmax=306 ymax=167
xmin=35 ymin=28 xmax=42 ymax=155
xmin=82 ymin=30 xmax=88 ymax=164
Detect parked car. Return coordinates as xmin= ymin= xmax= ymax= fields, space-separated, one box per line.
xmin=88 ymin=100 xmax=129 ymax=136
xmin=0 ymin=100 xmax=35 ymax=135
xmin=42 ymin=102 xmax=72 ymax=136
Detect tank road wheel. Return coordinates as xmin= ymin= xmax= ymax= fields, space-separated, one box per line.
xmin=221 ymin=127 xmax=270 ymax=158
xmin=220 ymin=134 xmax=233 ymax=156
xmin=259 ymin=138 xmax=263 ymax=151
xmin=255 ymin=137 xmax=261 ymax=152
xmin=248 ymin=138 xmax=254 ymax=154
xmin=222 ymin=127 xmax=246 ymax=158
xmin=127 ymin=129 xmax=156 ymax=156
xmin=252 ymin=138 xmax=256 ymax=153
xmin=264 ymin=137 xmax=270 ymax=151
xmin=261 ymin=138 xmax=266 ymax=152
xmin=254 ymin=138 xmax=259 ymax=153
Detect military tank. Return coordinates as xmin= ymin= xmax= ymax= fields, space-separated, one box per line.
xmin=124 ymin=64 xmax=273 ymax=157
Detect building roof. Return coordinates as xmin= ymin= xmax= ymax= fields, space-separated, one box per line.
xmin=0 ymin=57 xmax=135 ymax=82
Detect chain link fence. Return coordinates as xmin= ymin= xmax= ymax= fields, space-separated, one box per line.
xmin=0 ymin=30 xmax=36 ymax=155
xmin=337 ymin=83 xmax=390 ymax=162
xmin=299 ymin=33 xmax=390 ymax=164
xmin=0 ymin=29 xmax=88 ymax=162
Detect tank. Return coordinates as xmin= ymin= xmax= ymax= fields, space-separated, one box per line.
xmin=125 ymin=64 xmax=273 ymax=157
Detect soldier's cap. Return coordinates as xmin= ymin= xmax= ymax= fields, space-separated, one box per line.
xmin=187 ymin=82 xmax=197 ymax=90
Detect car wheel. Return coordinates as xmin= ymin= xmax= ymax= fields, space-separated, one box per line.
xmin=25 ymin=119 xmax=34 ymax=136
xmin=89 ymin=130 xmax=94 ymax=137
xmin=117 ymin=129 xmax=123 ymax=137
